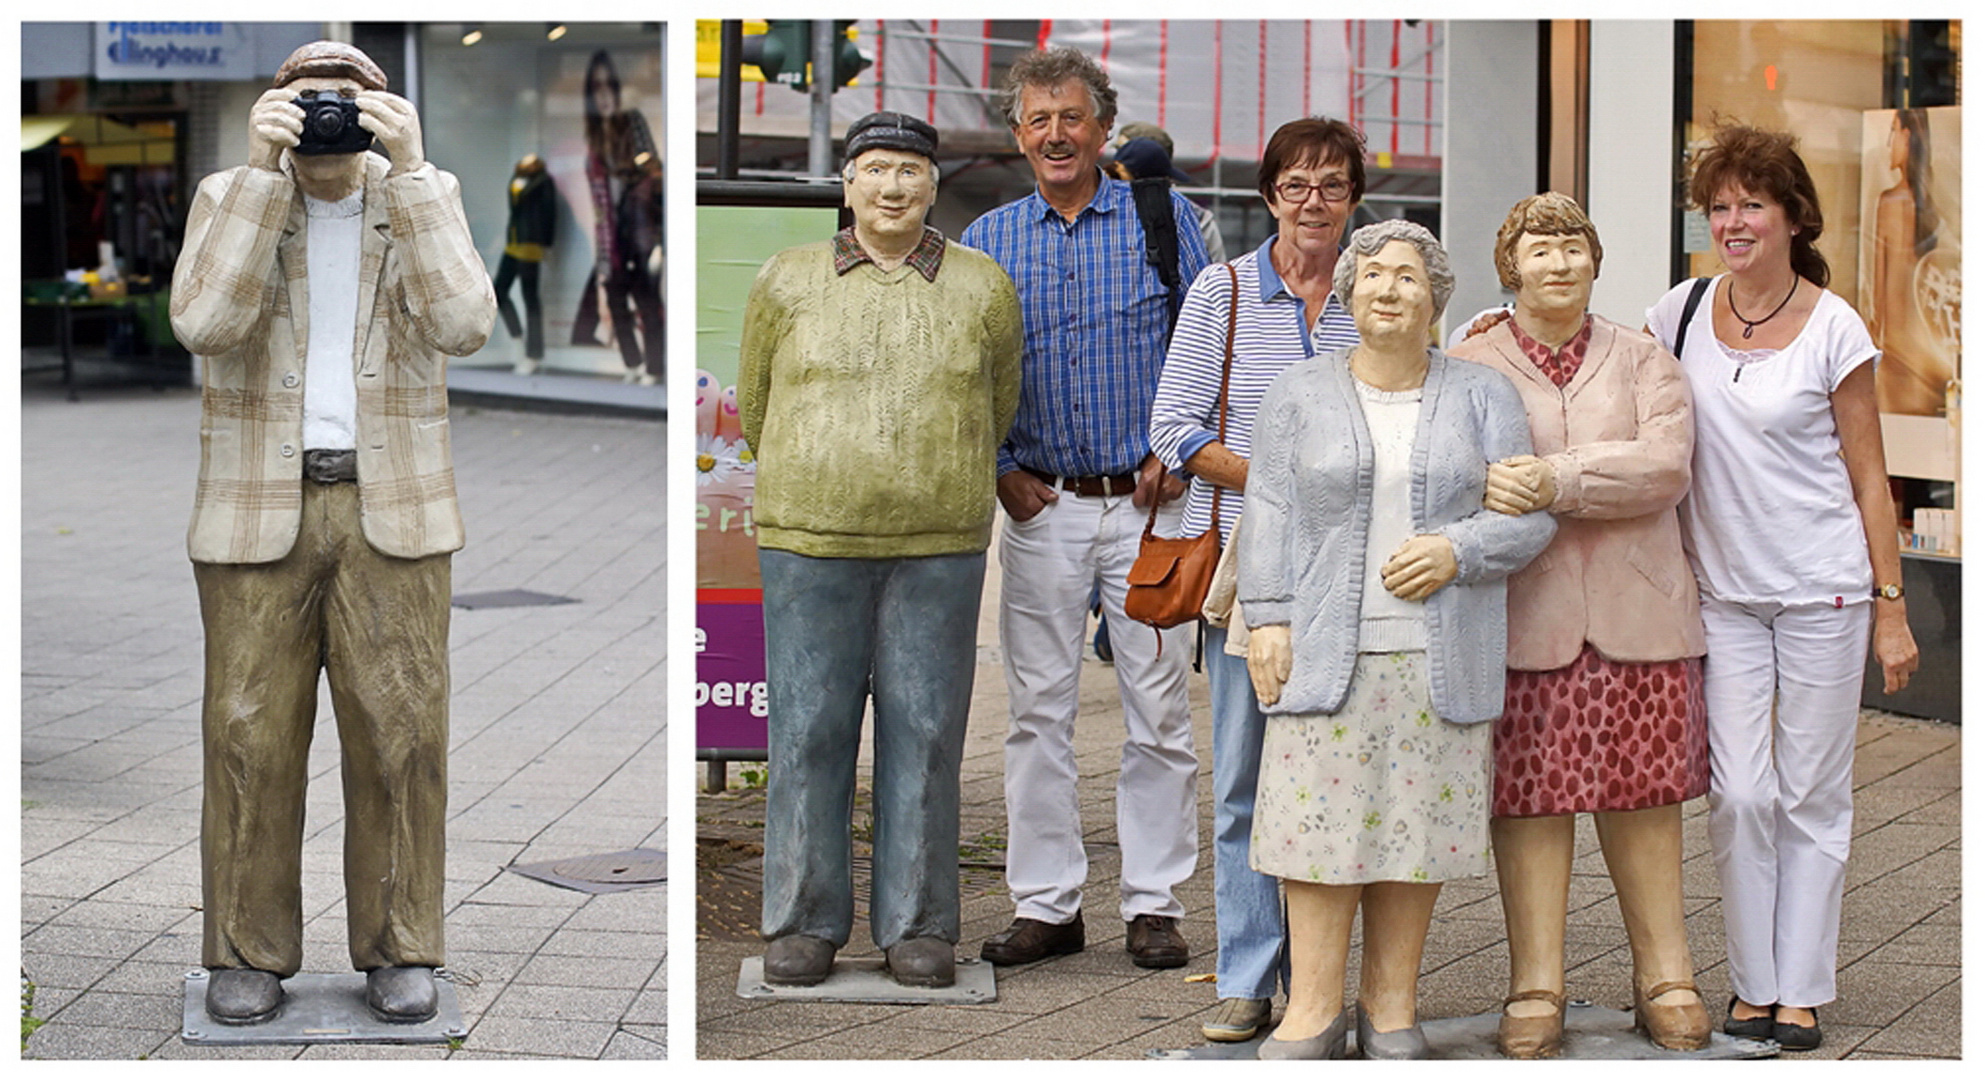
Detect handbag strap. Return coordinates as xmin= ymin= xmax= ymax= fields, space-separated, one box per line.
xmin=1144 ymin=261 xmax=1240 ymax=540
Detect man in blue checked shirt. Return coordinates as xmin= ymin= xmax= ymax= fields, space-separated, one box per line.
xmin=961 ymin=45 xmax=1209 ymax=973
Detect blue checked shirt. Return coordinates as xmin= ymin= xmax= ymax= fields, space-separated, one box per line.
xmin=962 ymin=172 xmax=1211 ymax=478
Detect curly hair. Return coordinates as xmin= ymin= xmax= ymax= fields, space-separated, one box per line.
xmin=997 ymin=47 xmax=1117 ymax=130
xmin=1332 ymin=219 xmax=1454 ymax=321
xmin=1493 ymin=192 xmax=1603 ymax=292
xmin=1257 ymin=116 xmax=1368 ymax=207
xmin=1687 ymin=122 xmax=1828 ymax=287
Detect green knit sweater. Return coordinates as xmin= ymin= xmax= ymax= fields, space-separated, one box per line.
xmin=739 ymin=237 xmax=1022 ymax=558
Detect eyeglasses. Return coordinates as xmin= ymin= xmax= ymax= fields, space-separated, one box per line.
xmin=1275 ymin=177 xmax=1353 ymax=203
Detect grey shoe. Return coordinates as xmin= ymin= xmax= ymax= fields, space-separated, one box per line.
xmin=1202 ymin=997 xmax=1273 ymax=1042
xmin=885 ymin=937 xmax=956 ymax=988
xmin=1356 ymin=1002 xmax=1431 ymax=1059
xmin=365 ymin=965 xmax=438 ymax=1024
xmin=763 ymin=934 xmax=836 ymax=986
xmin=1256 ymin=1007 xmax=1350 ymax=1060
xmin=205 ymin=968 xmax=282 ymax=1025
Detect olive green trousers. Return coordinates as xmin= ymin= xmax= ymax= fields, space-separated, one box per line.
xmin=195 ymin=480 xmax=450 ymax=977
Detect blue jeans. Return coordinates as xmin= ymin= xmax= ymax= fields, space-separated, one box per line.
xmin=758 ymin=548 xmax=984 ymax=950
xmin=1206 ymin=625 xmax=1288 ymax=1000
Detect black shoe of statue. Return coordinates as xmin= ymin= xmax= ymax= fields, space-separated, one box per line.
xmin=885 ymin=937 xmax=957 ymax=988
xmin=763 ymin=934 xmax=837 ymax=986
xmin=205 ymin=967 xmax=283 ymax=1024
xmin=365 ymin=965 xmax=439 ymax=1023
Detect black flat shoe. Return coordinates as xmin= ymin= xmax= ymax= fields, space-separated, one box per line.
xmin=1773 ymin=1007 xmax=1822 ymax=1051
xmin=1723 ymin=994 xmax=1775 ymax=1040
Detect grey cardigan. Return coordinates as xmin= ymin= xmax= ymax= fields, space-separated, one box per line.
xmin=1237 ymin=348 xmax=1556 ymax=723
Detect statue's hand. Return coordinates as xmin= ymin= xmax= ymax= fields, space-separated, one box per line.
xmin=356 ymin=91 xmax=425 ymax=175
xmin=247 ymin=88 xmax=303 ymax=172
xmin=1247 ymin=625 xmax=1293 ymax=707
xmin=1380 ymin=534 xmax=1459 ymax=601
xmin=1484 ymin=456 xmax=1556 ymax=515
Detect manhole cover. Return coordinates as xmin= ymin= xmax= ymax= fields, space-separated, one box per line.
xmin=551 ymin=851 xmax=667 ymax=885
xmin=506 ymin=848 xmax=666 ymax=894
xmin=451 ymin=589 xmax=580 ymax=610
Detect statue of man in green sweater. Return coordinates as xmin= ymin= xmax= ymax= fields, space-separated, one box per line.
xmin=738 ymin=112 xmax=1022 ymax=990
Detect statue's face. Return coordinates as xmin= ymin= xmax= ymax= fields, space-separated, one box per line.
xmin=1013 ymin=79 xmax=1108 ymax=192
xmin=1512 ymin=230 xmax=1594 ymax=316
xmin=844 ymin=148 xmax=936 ymax=239
xmin=1349 ymin=238 xmax=1433 ymax=343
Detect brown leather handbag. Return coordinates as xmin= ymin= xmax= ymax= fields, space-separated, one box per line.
xmin=1125 ymin=263 xmax=1239 ymax=630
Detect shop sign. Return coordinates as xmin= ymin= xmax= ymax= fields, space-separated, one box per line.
xmin=94 ymin=22 xmax=254 ymax=81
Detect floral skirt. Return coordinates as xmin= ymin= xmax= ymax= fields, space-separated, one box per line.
xmin=1251 ymin=651 xmax=1492 ymax=885
xmin=1494 ymin=645 xmax=1709 ymax=818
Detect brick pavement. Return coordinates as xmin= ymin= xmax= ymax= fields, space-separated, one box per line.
xmin=20 ymin=380 xmax=667 ymax=1059
xmin=696 ymin=517 xmax=1961 ymax=1060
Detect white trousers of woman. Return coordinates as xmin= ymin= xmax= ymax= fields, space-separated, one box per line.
xmin=1701 ymin=595 xmax=1870 ymax=1009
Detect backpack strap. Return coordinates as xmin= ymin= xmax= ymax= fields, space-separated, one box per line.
xmin=1673 ymin=276 xmax=1712 ymax=359
xmin=1130 ymin=176 xmax=1185 ymax=336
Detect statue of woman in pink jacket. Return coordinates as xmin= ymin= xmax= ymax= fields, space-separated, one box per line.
xmin=1448 ymin=193 xmax=1711 ymax=1058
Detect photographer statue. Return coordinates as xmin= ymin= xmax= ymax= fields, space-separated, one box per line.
xmin=739 ymin=112 xmax=1021 ymax=989
xmin=169 ymin=40 xmax=494 ymax=1026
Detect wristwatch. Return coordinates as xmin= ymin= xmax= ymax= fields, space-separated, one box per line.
xmin=1875 ymin=583 xmax=1905 ymax=601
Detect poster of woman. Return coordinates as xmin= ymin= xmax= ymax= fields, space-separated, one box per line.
xmin=1858 ymin=106 xmax=1961 ymax=417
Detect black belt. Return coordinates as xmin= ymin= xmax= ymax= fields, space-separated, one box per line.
xmin=304 ymin=448 xmax=357 ymax=483
xmin=1023 ymin=466 xmax=1139 ymax=498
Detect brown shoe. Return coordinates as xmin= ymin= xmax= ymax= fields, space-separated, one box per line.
xmin=1497 ymin=989 xmax=1566 ymax=1059
xmin=1634 ymin=979 xmax=1711 ymax=1051
xmin=1125 ymin=913 xmax=1189 ymax=969
xmin=980 ymin=913 xmax=1085 ymax=965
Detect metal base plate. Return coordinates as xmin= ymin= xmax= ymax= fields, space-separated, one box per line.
xmin=180 ymin=970 xmax=467 ymax=1046
xmin=736 ymin=956 xmax=996 ymax=1004
xmin=1150 ymin=1003 xmax=1781 ymax=1059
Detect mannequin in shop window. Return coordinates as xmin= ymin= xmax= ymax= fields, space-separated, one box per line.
xmin=497 ymin=153 xmax=558 ymax=375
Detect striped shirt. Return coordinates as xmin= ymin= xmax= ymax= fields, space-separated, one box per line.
xmin=962 ymin=172 xmax=1211 ymax=478
xmin=1149 ymin=235 xmax=1360 ymax=542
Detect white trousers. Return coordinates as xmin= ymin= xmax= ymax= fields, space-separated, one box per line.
xmin=998 ymin=489 xmax=1198 ymax=923
xmin=1701 ymin=595 xmax=1869 ymax=1008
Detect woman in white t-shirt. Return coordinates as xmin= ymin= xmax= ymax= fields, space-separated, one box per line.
xmin=1646 ymin=123 xmax=1919 ymax=1052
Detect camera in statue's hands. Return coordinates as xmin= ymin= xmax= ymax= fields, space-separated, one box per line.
xmin=292 ymin=89 xmax=374 ymax=155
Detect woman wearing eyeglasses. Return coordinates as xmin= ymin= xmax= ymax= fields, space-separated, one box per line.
xmin=1148 ymin=116 xmax=1369 ymax=1046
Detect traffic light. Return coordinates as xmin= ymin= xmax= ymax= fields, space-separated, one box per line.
xmin=739 ymin=20 xmax=870 ymax=92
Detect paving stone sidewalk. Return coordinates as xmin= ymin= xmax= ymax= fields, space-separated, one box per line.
xmin=20 ymin=378 xmax=668 ymax=1059
xmin=696 ymin=518 xmax=1960 ymax=1060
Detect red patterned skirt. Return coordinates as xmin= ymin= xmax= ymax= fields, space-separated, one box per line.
xmin=1493 ymin=644 xmax=1709 ymax=818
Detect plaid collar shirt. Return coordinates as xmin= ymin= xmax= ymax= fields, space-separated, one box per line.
xmin=831 ymin=225 xmax=947 ymax=281
xmin=961 ymin=171 xmax=1211 ymax=477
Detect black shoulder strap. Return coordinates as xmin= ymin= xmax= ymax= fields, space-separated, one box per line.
xmin=1130 ymin=177 xmax=1184 ymax=335
xmin=1673 ymin=276 xmax=1712 ymax=358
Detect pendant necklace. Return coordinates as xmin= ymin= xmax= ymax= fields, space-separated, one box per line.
xmin=1728 ymin=275 xmax=1799 ymax=339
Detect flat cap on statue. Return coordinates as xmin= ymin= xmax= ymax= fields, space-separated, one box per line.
xmin=273 ymin=40 xmax=389 ymax=91
xmin=844 ymin=111 xmax=939 ymax=165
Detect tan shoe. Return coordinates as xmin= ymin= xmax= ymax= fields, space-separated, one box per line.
xmin=1202 ymin=997 xmax=1272 ymax=1042
xmin=1634 ymin=979 xmax=1711 ymax=1051
xmin=1497 ymin=989 xmax=1565 ymax=1059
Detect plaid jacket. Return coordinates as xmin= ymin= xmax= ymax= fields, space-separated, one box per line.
xmin=171 ymin=155 xmax=495 ymax=564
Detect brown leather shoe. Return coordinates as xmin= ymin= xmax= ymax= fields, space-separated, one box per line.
xmin=980 ymin=913 xmax=1084 ymax=965
xmin=1497 ymin=989 xmax=1566 ymax=1059
xmin=1125 ymin=913 xmax=1189 ymax=969
xmin=1634 ymin=979 xmax=1711 ymax=1051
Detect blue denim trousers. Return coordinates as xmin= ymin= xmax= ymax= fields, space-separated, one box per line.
xmin=758 ymin=548 xmax=984 ymax=951
xmin=1205 ymin=625 xmax=1289 ymax=1000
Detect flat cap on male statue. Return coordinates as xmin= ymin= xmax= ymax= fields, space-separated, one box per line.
xmin=173 ymin=38 xmax=495 ymax=1028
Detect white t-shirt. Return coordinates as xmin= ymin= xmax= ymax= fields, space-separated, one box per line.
xmin=1646 ymin=275 xmax=1878 ymax=606
xmin=1355 ymin=379 xmax=1428 ymax=652
xmin=303 ymin=191 xmax=364 ymax=451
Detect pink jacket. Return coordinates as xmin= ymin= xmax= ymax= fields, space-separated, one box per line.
xmin=1448 ymin=316 xmax=1705 ymax=670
